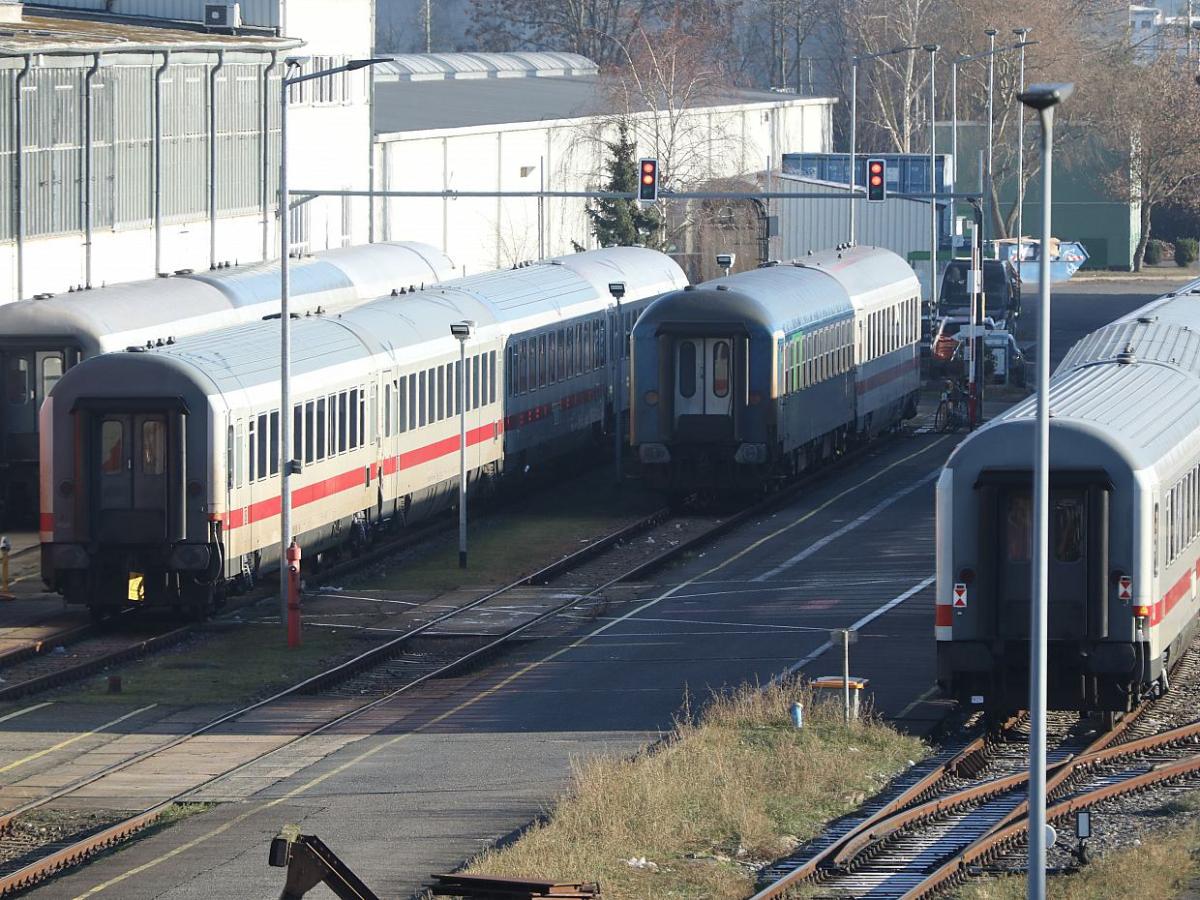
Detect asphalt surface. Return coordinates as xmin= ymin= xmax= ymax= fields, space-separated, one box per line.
xmin=26 ymin=274 xmax=1190 ymax=900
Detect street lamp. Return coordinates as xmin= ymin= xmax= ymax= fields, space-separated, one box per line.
xmin=608 ymin=281 xmax=626 ymax=486
xmin=924 ymin=43 xmax=940 ymax=313
xmin=985 ymin=29 xmax=998 ymax=239
xmin=451 ymin=320 xmax=475 ymax=568
xmin=1013 ymin=29 xmax=1031 ymax=267
xmin=1019 ymin=80 xmax=1074 ymax=900
xmin=278 ymin=55 xmax=390 ymax=628
xmin=848 ymin=45 xmax=919 ymax=245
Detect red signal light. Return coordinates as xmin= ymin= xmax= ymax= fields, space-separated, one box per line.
xmin=638 ymin=158 xmax=659 ymax=202
xmin=866 ymin=158 xmax=887 ymax=202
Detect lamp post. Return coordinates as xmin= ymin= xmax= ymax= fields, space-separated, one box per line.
xmin=608 ymin=281 xmax=626 ymax=486
xmin=451 ymin=320 xmax=475 ymax=568
xmin=848 ymin=45 xmax=918 ymax=246
xmin=279 ymin=56 xmax=390 ymax=628
xmin=985 ymin=28 xmax=997 ymax=240
xmin=1019 ymin=80 xmax=1074 ymax=900
xmin=1013 ymin=29 xmax=1031 ymax=266
xmin=924 ymin=43 xmax=940 ymax=313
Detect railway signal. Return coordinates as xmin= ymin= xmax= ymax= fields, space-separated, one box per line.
xmin=638 ymin=158 xmax=659 ymax=203
xmin=866 ymin=158 xmax=887 ymax=202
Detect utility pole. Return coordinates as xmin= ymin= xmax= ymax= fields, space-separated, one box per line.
xmin=925 ymin=44 xmax=940 ymax=312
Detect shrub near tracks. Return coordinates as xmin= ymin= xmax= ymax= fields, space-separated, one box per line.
xmin=465 ymin=681 xmax=925 ymax=900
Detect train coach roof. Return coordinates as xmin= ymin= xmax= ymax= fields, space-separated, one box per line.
xmin=0 ymin=242 xmax=456 ymax=356
xmin=788 ymin=245 xmax=920 ymax=305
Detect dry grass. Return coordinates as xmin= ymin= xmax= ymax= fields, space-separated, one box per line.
xmin=955 ymin=816 xmax=1200 ymax=900
xmin=465 ymin=680 xmax=926 ymax=899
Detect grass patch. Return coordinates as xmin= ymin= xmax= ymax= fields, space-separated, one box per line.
xmin=955 ymin=817 xmax=1200 ymax=900
xmin=358 ymin=469 xmax=662 ymax=594
xmin=53 ymin=624 xmax=361 ymax=706
xmin=465 ymin=680 xmax=926 ymax=899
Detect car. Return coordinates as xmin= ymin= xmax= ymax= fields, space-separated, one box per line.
xmin=938 ymin=258 xmax=1021 ymax=326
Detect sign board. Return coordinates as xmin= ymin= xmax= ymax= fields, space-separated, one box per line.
xmin=829 ymin=629 xmax=858 ymax=644
xmin=952 ymin=583 xmax=968 ymax=609
xmin=1118 ymin=576 xmax=1132 ymax=602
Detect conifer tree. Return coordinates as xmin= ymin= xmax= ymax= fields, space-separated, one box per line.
xmin=586 ymin=119 xmax=662 ymax=248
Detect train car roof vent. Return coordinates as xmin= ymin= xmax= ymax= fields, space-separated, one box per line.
xmin=166 ymin=336 xmax=176 ymax=345
xmin=1117 ymin=344 xmax=1137 ymax=365
xmin=1137 ymin=315 xmax=1156 ymax=324
xmin=175 ymin=268 xmax=194 ymax=276
xmin=127 ymin=346 xmax=147 ymax=353
xmin=684 ymin=285 xmax=696 ymax=291
xmin=716 ymin=284 xmax=730 ymax=291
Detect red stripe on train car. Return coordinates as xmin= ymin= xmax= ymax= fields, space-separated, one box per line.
xmin=856 ymin=356 xmax=919 ymax=395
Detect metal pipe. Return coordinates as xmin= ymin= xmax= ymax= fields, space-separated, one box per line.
xmin=950 ymin=60 xmax=958 ymax=191
xmin=1014 ymin=30 xmax=1029 ymax=251
xmin=153 ymin=52 xmax=170 ymax=277
xmin=289 ymin=187 xmax=979 ymax=201
xmin=926 ymin=44 xmax=939 ymax=313
xmin=986 ymin=29 xmax=997 ymax=242
xmin=261 ymin=51 xmax=278 ymax=261
xmin=14 ymin=54 xmax=30 ymax=301
xmin=84 ymin=53 xmax=100 ymax=289
xmin=458 ymin=334 xmax=467 ymax=568
xmin=279 ymin=63 xmax=293 ymax=626
xmin=208 ymin=49 xmax=225 ymax=270
xmin=614 ymin=295 xmax=622 ymax=486
xmin=848 ymin=57 xmax=857 ymax=245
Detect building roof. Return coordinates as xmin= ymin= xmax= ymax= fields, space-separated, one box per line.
xmin=374 ymin=71 xmax=829 ymax=136
xmin=377 ymin=51 xmax=598 ymax=82
xmin=0 ymin=10 xmax=296 ymax=56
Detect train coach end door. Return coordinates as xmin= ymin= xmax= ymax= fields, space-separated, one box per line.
xmin=674 ymin=338 xmax=733 ymax=436
xmin=95 ymin=413 xmax=170 ymax=544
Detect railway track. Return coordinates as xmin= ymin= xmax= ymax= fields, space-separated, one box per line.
xmin=752 ymin=647 xmax=1200 ymax=899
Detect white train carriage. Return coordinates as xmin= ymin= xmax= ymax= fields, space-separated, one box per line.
xmin=41 ymin=248 xmax=686 ymax=618
xmin=937 ymin=283 xmax=1200 ymax=712
xmin=2 ymin=242 xmax=455 ymax=529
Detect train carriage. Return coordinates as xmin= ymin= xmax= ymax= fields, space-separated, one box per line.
xmin=1 ymin=241 xmax=455 ymax=528
xmin=937 ymin=280 xmax=1200 ymax=713
xmin=630 ymin=246 xmax=921 ymax=496
xmin=40 ymin=248 xmax=686 ymax=619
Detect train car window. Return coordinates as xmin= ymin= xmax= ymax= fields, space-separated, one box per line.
xmin=385 ymin=383 xmax=393 ymax=437
xmin=472 ymin=355 xmax=481 ymax=409
xmin=451 ymin=360 xmax=460 ymax=415
xmin=397 ymin=379 xmax=407 ymax=434
xmin=538 ymin=334 xmax=547 ymax=387
xmin=6 ymin=357 xmax=29 ymax=404
xmin=304 ymin=402 xmax=315 ymax=465
xmin=256 ymin=414 xmax=268 ymax=480
xmin=548 ymin=333 xmax=557 ymax=383
xmin=293 ymin=405 xmax=303 ymax=464
xmin=436 ymin=367 xmax=445 ymax=421
xmin=678 ymin=341 xmax=697 ymax=398
xmin=1166 ymin=492 xmax=1174 ymax=562
xmin=100 ymin=420 xmax=123 ymax=475
xmin=370 ymin=384 xmax=378 ymax=443
xmin=235 ymin=422 xmax=245 ymax=488
xmin=1053 ymin=497 xmax=1085 ymax=563
xmin=41 ymin=355 xmax=64 ymax=398
xmin=1154 ymin=502 xmax=1160 ymax=576
xmin=248 ymin=420 xmax=257 ymax=482
xmin=783 ymin=342 xmax=791 ymax=393
xmin=227 ymin=426 xmax=235 ymax=490
xmin=407 ymin=376 xmax=416 ymax=430
xmin=488 ymin=351 xmax=496 ymax=404
xmin=1006 ymin=494 xmax=1033 ymax=562
xmin=317 ymin=399 xmax=327 ymax=458
xmin=597 ymin=319 xmax=606 ymax=369
xmin=328 ymin=394 xmax=338 ymax=453
xmin=357 ymin=389 xmax=366 ymax=447
xmin=269 ymin=412 xmax=280 ymax=476
xmin=558 ymin=330 xmax=566 ymax=375
xmin=516 ymin=341 xmax=526 ymax=394
xmin=144 ymin=422 xmax=168 ymax=480
xmin=339 ymin=392 xmax=349 ymax=452
xmin=712 ymin=342 xmax=730 ymax=397
xmin=418 ymin=374 xmax=426 ymax=428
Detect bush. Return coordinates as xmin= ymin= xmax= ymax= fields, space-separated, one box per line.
xmin=1144 ymin=240 xmax=1163 ymax=265
xmin=1175 ymin=238 xmax=1198 ymax=267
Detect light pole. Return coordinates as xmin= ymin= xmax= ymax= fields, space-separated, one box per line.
xmin=924 ymin=43 xmax=940 ymax=313
xmin=848 ymin=45 xmax=918 ymax=245
xmin=608 ymin=281 xmax=626 ymax=486
xmin=985 ymin=28 xmax=997 ymax=240
xmin=279 ymin=56 xmax=389 ymax=627
xmin=1013 ymin=29 xmax=1031 ymax=266
xmin=451 ymin=320 xmax=475 ymax=568
xmin=1019 ymin=80 xmax=1073 ymax=900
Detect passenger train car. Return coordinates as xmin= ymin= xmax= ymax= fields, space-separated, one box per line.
xmin=40 ymin=248 xmax=687 ymax=619
xmin=936 ymin=278 xmax=1200 ymax=713
xmin=0 ymin=242 xmax=455 ymax=528
xmin=630 ymin=246 xmax=922 ymax=495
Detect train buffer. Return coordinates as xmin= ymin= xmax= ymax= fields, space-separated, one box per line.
xmin=810 ymin=675 xmax=870 ymax=719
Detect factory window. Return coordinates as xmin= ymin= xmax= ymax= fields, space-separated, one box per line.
xmin=304 ymin=402 xmax=315 ymax=465
xmin=678 ymin=341 xmax=697 ymax=398
xmin=1053 ymin=496 xmax=1085 ymax=563
xmin=1005 ymin=494 xmax=1033 ymax=562
xmin=141 ymin=420 xmax=165 ymax=476
xmin=317 ymin=399 xmax=327 ymax=459
xmin=100 ymin=420 xmax=124 ymax=476
xmin=712 ymin=341 xmax=730 ymax=398
xmin=269 ymin=412 xmax=280 ymax=477
xmin=488 ymin=351 xmax=496 ymax=404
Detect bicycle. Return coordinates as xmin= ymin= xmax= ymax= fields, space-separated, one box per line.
xmin=934 ymin=384 xmax=969 ymax=433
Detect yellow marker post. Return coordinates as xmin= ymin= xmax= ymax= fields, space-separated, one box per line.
xmin=0 ymin=535 xmax=12 ymax=600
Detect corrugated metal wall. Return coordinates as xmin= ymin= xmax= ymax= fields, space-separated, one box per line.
xmin=0 ymin=57 xmax=280 ymax=243
xmin=32 ymin=0 xmax=280 ymax=27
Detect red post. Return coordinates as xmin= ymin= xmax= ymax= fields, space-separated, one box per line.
xmin=286 ymin=539 xmax=302 ymax=648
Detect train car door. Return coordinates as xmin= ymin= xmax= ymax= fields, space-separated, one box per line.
xmin=95 ymin=413 xmax=169 ymax=544
xmin=674 ymin=338 xmax=733 ymax=424
xmin=997 ymin=487 xmax=1092 ymax=640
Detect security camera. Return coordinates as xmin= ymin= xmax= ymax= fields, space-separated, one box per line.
xmin=716 ymin=253 xmax=735 ymax=271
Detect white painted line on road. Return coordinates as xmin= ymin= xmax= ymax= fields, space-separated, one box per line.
xmin=752 ymin=471 xmax=939 ymax=582
xmin=310 ymin=593 xmax=420 ymax=606
xmin=0 ymin=701 xmax=53 ymax=725
xmin=590 ymin=614 xmax=829 ymax=633
xmin=0 ymin=703 xmax=157 ymax=775
xmin=773 ymin=574 xmax=935 ymax=682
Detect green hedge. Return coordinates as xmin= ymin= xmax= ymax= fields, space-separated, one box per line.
xmin=1175 ymin=238 xmax=1198 ymax=267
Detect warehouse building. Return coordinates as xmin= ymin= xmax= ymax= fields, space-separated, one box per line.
xmin=0 ymin=0 xmax=374 ymax=303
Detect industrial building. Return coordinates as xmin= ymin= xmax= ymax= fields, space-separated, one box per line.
xmin=0 ymin=0 xmax=374 ymax=303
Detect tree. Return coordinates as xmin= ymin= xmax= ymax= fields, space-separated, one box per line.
xmin=1100 ymin=57 xmax=1200 ymax=270
xmin=584 ymin=119 xmax=662 ymax=247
